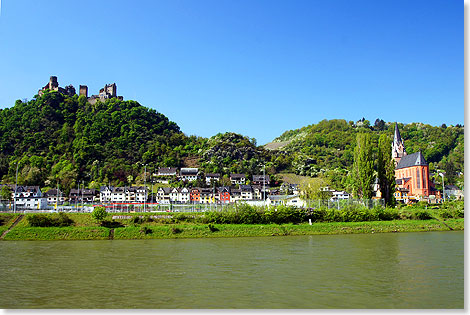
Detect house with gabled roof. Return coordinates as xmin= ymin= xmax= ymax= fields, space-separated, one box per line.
xmin=158 ymin=167 xmax=178 ymax=177
xmin=230 ymin=174 xmax=246 ymax=185
xmin=157 ymin=187 xmax=171 ymax=203
xmin=205 ymin=173 xmax=220 ymax=185
xmin=217 ymin=186 xmax=231 ymax=203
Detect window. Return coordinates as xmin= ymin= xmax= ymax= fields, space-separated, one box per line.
xmin=416 ymin=168 xmax=421 ymax=189
xmin=423 ymin=169 xmax=426 ymax=188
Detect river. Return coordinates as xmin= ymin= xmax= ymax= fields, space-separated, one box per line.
xmin=0 ymin=231 xmax=463 ymax=309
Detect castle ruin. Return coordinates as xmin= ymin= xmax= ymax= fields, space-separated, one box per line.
xmin=38 ymin=76 xmax=123 ymax=104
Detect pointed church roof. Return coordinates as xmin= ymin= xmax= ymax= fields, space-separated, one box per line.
xmin=395 ymin=151 xmax=428 ymax=170
xmin=394 ymin=123 xmax=402 ymax=145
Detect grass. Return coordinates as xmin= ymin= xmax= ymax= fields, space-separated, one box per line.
xmin=3 ymin=226 xmax=110 ymax=241
xmin=1 ymin=207 xmax=463 ymax=241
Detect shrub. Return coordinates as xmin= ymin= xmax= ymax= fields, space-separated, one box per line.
xmin=305 ymin=207 xmax=327 ymax=222
xmin=208 ymin=224 xmax=219 ymax=232
xmin=414 ymin=209 xmax=433 ymax=220
xmin=140 ymin=226 xmax=152 ymax=234
xmin=264 ymin=205 xmax=305 ymax=224
xmin=91 ymin=206 xmax=108 ymax=222
xmin=171 ymin=227 xmax=183 ymax=234
xmin=27 ymin=213 xmax=74 ymax=227
xmin=376 ymin=207 xmax=400 ymax=221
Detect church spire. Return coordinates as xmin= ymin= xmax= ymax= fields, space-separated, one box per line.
xmin=392 ymin=122 xmax=406 ymax=165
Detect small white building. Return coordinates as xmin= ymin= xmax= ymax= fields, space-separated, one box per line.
xmin=180 ymin=168 xmax=199 ymax=181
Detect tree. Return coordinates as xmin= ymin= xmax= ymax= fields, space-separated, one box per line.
xmin=351 ymin=133 xmax=374 ymax=199
xmin=377 ymin=134 xmax=396 ymax=207
xmin=299 ymin=177 xmax=331 ymax=200
xmin=91 ymin=206 xmax=107 ymax=223
xmin=0 ymin=185 xmax=12 ymax=202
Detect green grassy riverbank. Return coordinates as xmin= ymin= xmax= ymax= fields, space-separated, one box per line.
xmin=0 ymin=213 xmax=463 ymax=241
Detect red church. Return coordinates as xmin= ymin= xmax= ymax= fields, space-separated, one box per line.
xmin=392 ymin=124 xmax=440 ymax=201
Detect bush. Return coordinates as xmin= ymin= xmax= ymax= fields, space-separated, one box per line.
xmin=91 ymin=207 xmax=107 ymax=222
xmin=140 ymin=226 xmax=152 ymax=234
xmin=27 ymin=213 xmax=74 ymax=227
xmin=414 ymin=209 xmax=433 ymax=220
xmin=171 ymin=227 xmax=183 ymax=234
xmin=305 ymin=208 xmax=327 ymax=222
xmin=208 ymin=224 xmax=219 ymax=232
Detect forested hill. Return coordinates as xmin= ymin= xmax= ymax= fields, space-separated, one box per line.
xmin=0 ymin=91 xmax=192 ymax=189
xmin=267 ymin=119 xmax=464 ymax=188
xmin=0 ymin=90 xmax=463 ymax=192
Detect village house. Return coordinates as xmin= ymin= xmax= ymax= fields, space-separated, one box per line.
xmin=205 ymin=173 xmax=220 ymax=185
xmin=14 ymin=186 xmax=48 ymax=209
xmin=252 ymin=175 xmax=270 ymax=186
xmin=230 ymin=174 xmax=246 ymax=185
xmin=200 ymin=188 xmax=215 ymax=203
xmin=218 ymin=186 xmax=231 ymax=203
xmin=190 ymin=188 xmax=201 ymax=203
xmin=180 ymin=168 xmax=199 ymax=181
xmin=330 ymin=191 xmax=351 ymax=201
xmin=266 ymin=195 xmax=305 ymax=208
xmin=157 ymin=187 xmax=171 ymax=204
xmin=70 ymin=189 xmax=98 ymax=203
xmin=100 ymin=186 xmax=113 ymax=203
xmin=43 ymin=188 xmax=66 ymax=205
xmin=158 ymin=167 xmax=178 ymax=177
xmin=230 ymin=188 xmax=242 ymax=202
xmin=444 ymin=185 xmax=464 ymax=200
xmin=240 ymin=185 xmax=254 ymax=200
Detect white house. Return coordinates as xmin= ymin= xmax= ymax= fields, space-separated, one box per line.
xmin=14 ymin=186 xmax=48 ymax=209
xmin=331 ymin=191 xmax=351 ymax=201
xmin=240 ymin=185 xmax=253 ymax=200
xmin=266 ymin=195 xmax=306 ymax=208
xmin=100 ymin=186 xmax=114 ymax=203
xmin=205 ymin=173 xmax=220 ymax=185
xmin=178 ymin=187 xmax=190 ymax=203
xmin=180 ymin=168 xmax=199 ymax=181
xmin=230 ymin=174 xmax=246 ymax=185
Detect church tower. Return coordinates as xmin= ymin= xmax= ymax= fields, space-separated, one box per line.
xmin=392 ymin=123 xmax=406 ymax=166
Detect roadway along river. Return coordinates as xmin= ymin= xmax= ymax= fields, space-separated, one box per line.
xmin=0 ymin=231 xmax=463 ymax=309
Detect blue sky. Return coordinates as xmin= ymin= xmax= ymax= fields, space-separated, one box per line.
xmin=0 ymin=0 xmax=463 ymax=145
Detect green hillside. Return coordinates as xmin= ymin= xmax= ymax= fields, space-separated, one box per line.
xmin=268 ymin=119 xmax=464 ymax=189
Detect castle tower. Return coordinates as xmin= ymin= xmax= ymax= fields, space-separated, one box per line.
xmin=392 ymin=123 xmax=406 ymax=166
xmin=79 ymin=85 xmax=88 ymax=97
xmin=48 ymin=76 xmax=59 ymax=91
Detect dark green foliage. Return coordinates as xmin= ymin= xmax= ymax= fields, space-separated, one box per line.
xmin=27 ymin=212 xmax=74 ymax=227
xmin=352 ymin=133 xmax=374 ymax=199
xmin=91 ymin=206 xmax=108 ymax=222
xmin=414 ymin=210 xmax=433 ymax=220
xmin=377 ymin=134 xmax=396 ymax=207
xmin=0 ymin=92 xmax=184 ymax=190
xmin=264 ymin=205 xmax=305 ymax=224
xmin=208 ymin=224 xmax=219 ymax=232
xmin=100 ymin=220 xmax=124 ymax=228
xmin=171 ymin=227 xmax=183 ymax=234
xmin=140 ymin=226 xmax=152 ymax=234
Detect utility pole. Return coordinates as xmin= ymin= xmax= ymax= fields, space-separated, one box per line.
xmin=56 ymin=182 xmax=59 ymax=211
xmin=439 ymin=172 xmax=445 ymax=202
xmin=13 ymin=162 xmax=19 ymax=213
xmin=81 ymin=181 xmax=84 ymax=212
xmin=143 ymin=164 xmax=147 ymax=212
xmin=263 ymin=164 xmax=266 ymax=209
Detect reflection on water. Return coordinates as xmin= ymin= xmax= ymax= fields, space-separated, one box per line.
xmin=0 ymin=231 xmax=463 ymax=308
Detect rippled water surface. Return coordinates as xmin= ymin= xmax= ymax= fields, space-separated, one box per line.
xmin=0 ymin=231 xmax=463 ymax=308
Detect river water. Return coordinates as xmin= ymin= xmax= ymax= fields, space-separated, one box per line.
xmin=0 ymin=231 xmax=463 ymax=309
